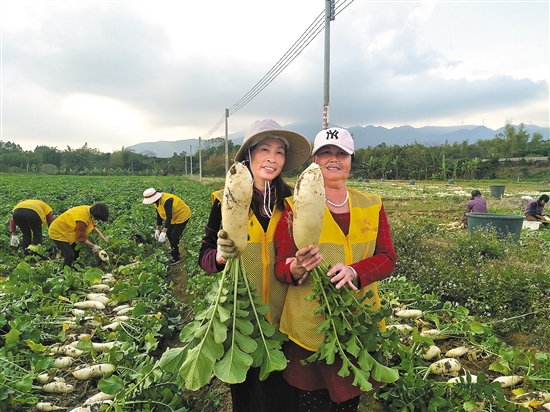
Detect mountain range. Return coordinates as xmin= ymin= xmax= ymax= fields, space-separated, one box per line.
xmin=128 ymin=122 xmax=550 ymax=158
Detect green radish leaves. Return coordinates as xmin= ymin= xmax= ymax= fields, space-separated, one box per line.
xmin=303 ymin=262 xmax=399 ymax=392
xmin=159 ymin=257 xmax=287 ymax=390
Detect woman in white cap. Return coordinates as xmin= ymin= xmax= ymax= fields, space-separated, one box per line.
xmin=142 ymin=188 xmax=192 ymax=265
xmin=274 ymin=127 xmax=397 ymax=412
xmin=198 ymin=119 xmax=311 ymax=412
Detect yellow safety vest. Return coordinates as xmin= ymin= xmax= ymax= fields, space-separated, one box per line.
xmin=48 ymin=206 xmax=94 ymax=244
xmin=155 ymin=193 xmax=191 ymax=224
xmin=13 ymin=200 xmax=52 ymax=225
xmin=213 ymin=191 xmax=288 ymax=327
xmin=280 ymin=188 xmax=383 ymax=351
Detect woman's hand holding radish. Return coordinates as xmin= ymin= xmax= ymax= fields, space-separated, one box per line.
xmin=217 ymin=229 xmax=238 ymax=262
xmin=326 ymin=263 xmax=358 ymax=290
xmin=290 ymin=245 xmax=322 ymax=284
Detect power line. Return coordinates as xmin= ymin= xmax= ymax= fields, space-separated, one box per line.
xmin=202 ymin=0 xmax=354 ymax=139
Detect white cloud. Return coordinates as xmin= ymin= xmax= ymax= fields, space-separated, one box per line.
xmin=1 ymin=0 xmax=548 ymax=153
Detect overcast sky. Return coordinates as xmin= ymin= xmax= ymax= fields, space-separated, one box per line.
xmin=1 ymin=0 xmax=548 ymax=153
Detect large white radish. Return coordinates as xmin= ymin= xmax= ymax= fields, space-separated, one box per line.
xmin=221 ymin=162 xmax=253 ymax=254
xmin=72 ymin=363 xmax=116 ymax=380
xmin=292 ymin=163 xmax=325 ymax=248
xmin=42 ymin=381 xmax=74 ymax=393
xmin=428 ymin=358 xmax=461 ymax=375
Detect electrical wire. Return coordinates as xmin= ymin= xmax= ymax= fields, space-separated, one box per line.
xmin=202 ymin=0 xmax=354 ymax=139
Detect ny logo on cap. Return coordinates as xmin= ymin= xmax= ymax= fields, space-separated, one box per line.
xmin=324 ymin=129 xmax=340 ymax=140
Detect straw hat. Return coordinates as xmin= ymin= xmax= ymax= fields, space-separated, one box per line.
xmin=234 ymin=119 xmax=311 ymax=172
xmin=142 ymin=188 xmax=162 ymax=204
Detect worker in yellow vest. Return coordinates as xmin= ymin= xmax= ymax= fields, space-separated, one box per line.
xmin=142 ymin=189 xmax=191 ymax=265
xmin=274 ymin=127 xmax=397 ymax=412
xmin=10 ymin=199 xmax=54 ymax=250
xmin=48 ymin=203 xmax=109 ymax=267
xmin=198 ymin=119 xmax=311 ymax=412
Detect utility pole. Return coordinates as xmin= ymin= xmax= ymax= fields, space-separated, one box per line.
xmin=190 ymin=145 xmax=193 ymax=176
xmin=198 ymin=136 xmax=202 ymax=182
xmin=323 ymin=0 xmax=335 ymax=130
xmin=224 ymin=109 xmax=229 ymax=174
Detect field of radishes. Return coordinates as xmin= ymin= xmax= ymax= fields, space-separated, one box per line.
xmin=1 ymin=174 xmax=550 ymax=412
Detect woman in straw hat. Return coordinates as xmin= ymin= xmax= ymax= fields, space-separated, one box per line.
xmin=274 ymin=127 xmax=396 ymax=412
xmin=142 ymin=188 xmax=192 ymax=265
xmin=198 ymin=119 xmax=311 ymax=412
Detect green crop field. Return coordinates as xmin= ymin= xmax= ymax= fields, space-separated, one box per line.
xmin=1 ymin=174 xmax=549 ymax=411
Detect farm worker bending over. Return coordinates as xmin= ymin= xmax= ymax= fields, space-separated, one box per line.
xmin=462 ymin=189 xmax=488 ymax=228
xmin=48 ymin=203 xmax=109 ymax=268
xmin=10 ymin=199 xmax=54 ymax=251
xmin=274 ymin=127 xmax=397 ymax=412
xmin=525 ymin=194 xmax=549 ymax=223
xmin=198 ymin=119 xmax=311 ymax=412
xmin=142 ymin=188 xmax=191 ymax=266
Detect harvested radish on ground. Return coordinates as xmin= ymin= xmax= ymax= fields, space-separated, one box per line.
xmin=36 ymin=402 xmax=67 ymax=411
xmin=72 ymin=363 xmax=116 ymax=380
xmin=445 ymin=346 xmax=469 ymax=358
xmin=52 ymin=356 xmax=74 ymax=369
xmin=74 ymin=300 xmax=105 ymax=310
xmin=89 ymin=284 xmax=110 ymax=292
xmin=86 ymin=293 xmax=110 ymax=304
xmin=42 ymin=381 xmax=74 ymax=393
xmin=492 ymin=375 xmax=523 ymax=388
xmin=386 ymin=324 xmax=414 ymax=333
xmin=426 ymin=358 xmax=461 ymax=376
xmin=83 ymin=392 xmax=115 ymax=405
xmin=422 ymin=345 xmax=441 ymax=360
xmin=395 ymin=309 xmax=423 ymax=319
xmin=447 ymin=374 xmax=477 ymax=384
xmin=420 ymin=329 xmax=449 ymax=340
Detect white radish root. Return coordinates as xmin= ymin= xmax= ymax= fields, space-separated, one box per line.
xmin=386 ymin=324 xmax=413 ymax=333
xmin=36 ymin=402 xmax=67 ymax=411
xmin=492 ymin=375 xmax=523 ymax=388
xmin=292 ymin=163 xmax=325 ymax=249
xmin=52 ymin=356 xmax=74 ymax=369
xmin=86 ymin=293 xmax=110 ymax=304
xmin=115 ymin=307 xmax=134 ymax=315
xmin=514 ymin=392 xmax=550 ymax=402
xmin=221 ymin=162 xmax=254 ymax=254
xmin=72 ymin=363 xmax=116 ymax=380
xmin=36 ymin=373 xmax=50 ymax=383
xmin=83 ymin=392 xmax=115 ymax=405
xmin=420 ymin=329 xmax=449 ymax=340
xmin=395 ymin=309 xmax=423 ymax=319
xmin=428 ymin=358 xmax=461 ymax=375
xmin=89 ymin=284 xmax=111 ymax=292
xmin=74 ymin=300 xmax=105 ymax=310
xmin=42 ymin=381 xmax=74 ymax=393
xmin=445 ymin=346 xmax=469 ymax=358
xmin=422 ymin=345 xmax=441 ymax=360
xmin=447 ymin=374 xmax=478 ymax=384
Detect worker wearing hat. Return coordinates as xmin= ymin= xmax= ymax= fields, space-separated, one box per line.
xmin=142 ymin=188 xmax=191 ymax=265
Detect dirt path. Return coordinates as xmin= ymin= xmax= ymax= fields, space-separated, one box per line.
xmin=166 ymin=259 xmax=233 ymax=412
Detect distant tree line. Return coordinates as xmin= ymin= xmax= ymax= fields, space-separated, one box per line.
xmin=1 ymin=123 xmax=548 ymax=180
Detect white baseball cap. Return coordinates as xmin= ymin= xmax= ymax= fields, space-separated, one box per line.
xmin=312 ymin=127 xmax=354 ymax=156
